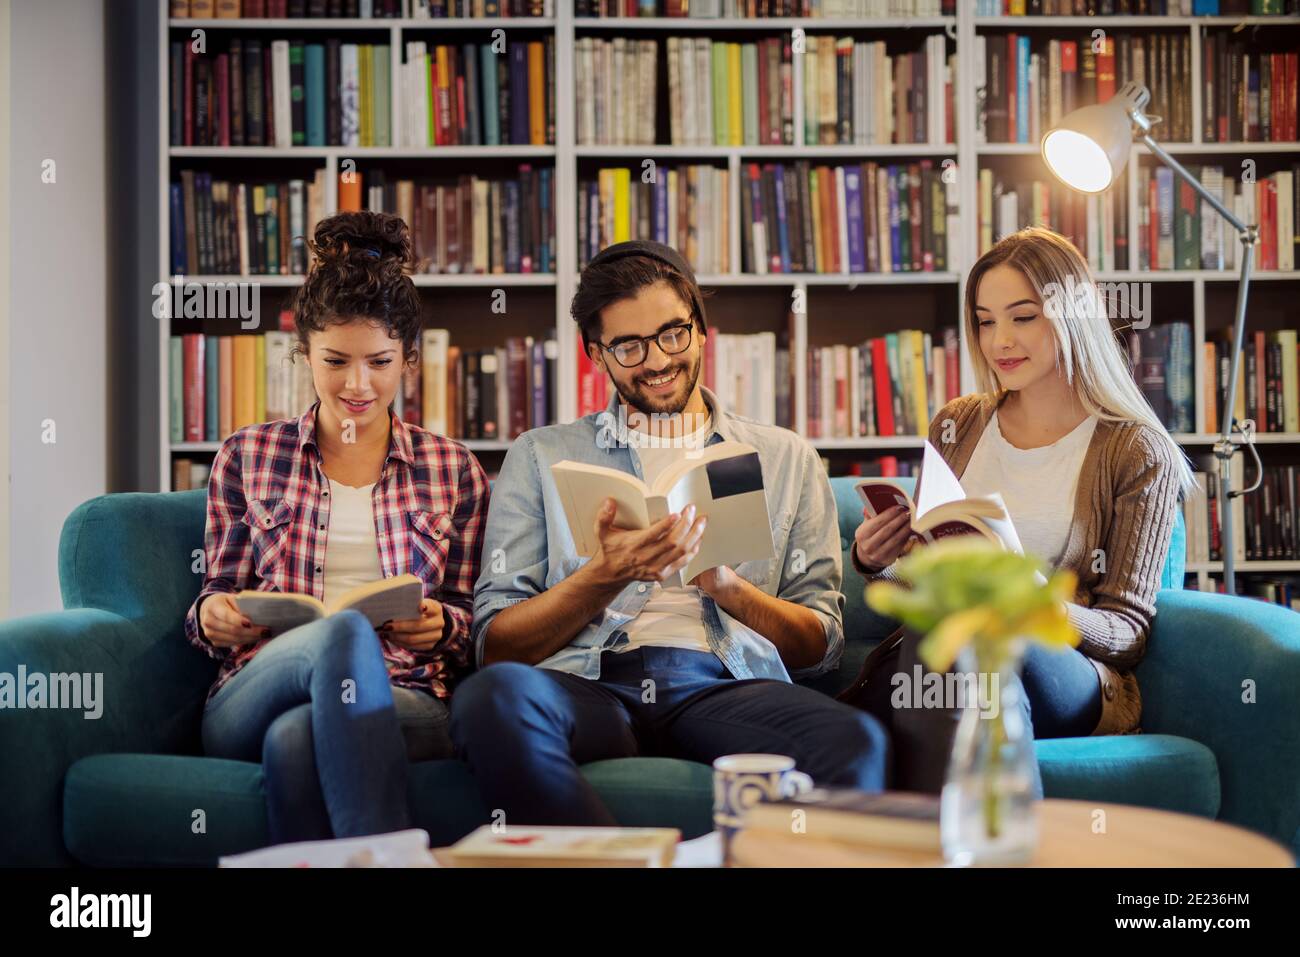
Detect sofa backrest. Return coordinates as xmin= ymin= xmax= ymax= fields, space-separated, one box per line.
xmin=59 ymin=490 xmax=209 ymax=639
xmin=58 ymin=479 xmax=1185 ymax=643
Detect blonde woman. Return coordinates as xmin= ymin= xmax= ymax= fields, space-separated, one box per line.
xmin=846 ymin=226 xmax=1196 ymax=794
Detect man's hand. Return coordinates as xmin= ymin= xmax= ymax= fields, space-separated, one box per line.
xmin=586 ymin=498 xmax=708 ymax=589
xmin=381 ymin=598 xmax=445 ymax=653
xmin=689 ymin=564 xmax=740 ymax=600
xmin=198 ymin=592 xmax=271 ymax=647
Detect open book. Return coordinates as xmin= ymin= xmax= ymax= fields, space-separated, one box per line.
xmin=235 ymin=573 xmax=424 ymax=636
xmin=550 ymin=441 xmax=775 ymax=588
xmin=855 ymin=441 xmax=1027 ymax=553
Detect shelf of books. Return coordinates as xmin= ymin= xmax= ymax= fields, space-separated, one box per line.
xmin=162 ymin=1 xmax=1299 ymax=604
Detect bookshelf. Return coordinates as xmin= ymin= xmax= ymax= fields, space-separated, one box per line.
xmin=158 ymin=2 xmax=1300 ymax=597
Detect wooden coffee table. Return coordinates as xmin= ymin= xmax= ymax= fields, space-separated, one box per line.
xmin=730 ymin=798 xmax=1296 ymax=867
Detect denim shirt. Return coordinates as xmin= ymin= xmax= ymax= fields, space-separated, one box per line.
xmin=471 ymin=386 xmax=845 ymax=683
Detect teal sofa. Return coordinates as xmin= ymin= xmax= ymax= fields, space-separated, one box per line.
xmin=2 ymin=477 xmax=1298 ymax=865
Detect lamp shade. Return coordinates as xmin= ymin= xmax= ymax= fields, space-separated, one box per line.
xmin=1041 ymin=97 xmax=1136 ymax=194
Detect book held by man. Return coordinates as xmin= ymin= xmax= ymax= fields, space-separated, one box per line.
xmin=550 ymin=440 xmax=776 ymax=587
xmin=234 ymin=573 xmax=424 ymax=636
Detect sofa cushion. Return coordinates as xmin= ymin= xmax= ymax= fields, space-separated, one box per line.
xmin=64 ymin=753 xmax=716 ymax=867
xmin=66 ymin=735 xmax=1218 ymax=866
xmin=1035 ymin=734 xmax=1221 ymax=819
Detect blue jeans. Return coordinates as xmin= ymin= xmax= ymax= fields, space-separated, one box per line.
xmin=859 ymin=627 xmax=1104 ymax=796
xmin=201 ymin=609 xmax=435 ymax=844
xmin=449 ymin=646 xmax=889 ymax=826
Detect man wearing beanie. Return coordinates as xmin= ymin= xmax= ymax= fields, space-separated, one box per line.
xmin=452 ymin=241 xmax=887 ymax=825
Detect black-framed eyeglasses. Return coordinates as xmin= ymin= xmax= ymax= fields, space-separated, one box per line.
xmin=596 ymin=322 xmax=695 ymax=368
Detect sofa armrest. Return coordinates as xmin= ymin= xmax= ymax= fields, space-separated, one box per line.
xmin=1137 ymin=589 xmax=1300 ymax=855
xmin=0 ymin=609 xmax=216 ymax=865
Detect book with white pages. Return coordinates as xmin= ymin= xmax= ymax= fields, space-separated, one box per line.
xmin=854 ymin=441 xmax=1038 ymax=577
xmin=550 ymin=440 xmax=775 ymax=588
xmin=234 ymin=573 xmax=424 ymax=637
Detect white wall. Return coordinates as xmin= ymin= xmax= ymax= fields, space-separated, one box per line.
xmin=6 ymin=0 xmax=108 ymax=617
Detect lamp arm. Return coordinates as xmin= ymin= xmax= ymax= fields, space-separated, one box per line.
xmin=1138 ymin=133 xmax=1249 ymax=234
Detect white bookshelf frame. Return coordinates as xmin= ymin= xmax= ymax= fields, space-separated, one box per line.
xmin=158 ymin=3 xmax=1300 ymax=588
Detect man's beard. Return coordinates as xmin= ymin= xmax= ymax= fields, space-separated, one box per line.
xmin=611 ymin=352 xmax=702 ymax=418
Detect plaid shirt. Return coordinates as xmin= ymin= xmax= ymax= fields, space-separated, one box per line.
xmin=184 ymin=400 xmax=490 ymax=701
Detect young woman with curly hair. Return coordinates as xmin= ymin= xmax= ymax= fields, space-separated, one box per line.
xmin=183 ymin=211 xmax=490 ymax=843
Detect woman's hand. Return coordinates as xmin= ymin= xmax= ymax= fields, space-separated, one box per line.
xmin=199 ymin=592 xmax=271 ymax=647
xmin=381 ymin=598 xmax=445 ymax=653
xmin=853 ymin=504 xmax=916 ymax=572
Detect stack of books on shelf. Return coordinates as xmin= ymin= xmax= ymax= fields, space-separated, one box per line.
xmin=410 ymin=331 xmax=558 ymax=440
xmin=1200 ymin=36 xmax=1297 ymax=144
xmin=576 ymin=1 xmax=954 ymax=16
xmin=702 ymin=328 xmax=794 ymax=428
xmin=1127 ymin=325 xmax=1299 ymax=436
xmin=974 ymin=2 xmax=1300 ymax=17
xmin=169 ymin=322 xmax=558 ymax=447
xmin=579 ymin=165 xmax=729 ymax=274
xmin=1206 ymin=329 xmax=1300 ymax=434
xmin=1127 ymin=322 xmax=1196 ymax=434
xmin=1136 ymin=164 xmax=1297 ymax=272
xmin=978 ymin=170 xmax=1128 ymax=270
xmin=807 ymin=327 xmax=960 ymax=439
xmin=399 ymin=38 xmax=555 ymax=148
xmin=575 ymin=37 xmax=661 ymax=146
xmin=664 ymin=35 xmax=794 ymax=147
xmin=171 ymin=0 xmax=404 ymax=17
xmin=416 ymin=1 xmax=553 ymax=15
xmin=170 ymin=37 xmax=392 ymax=148
xmin=743 ymin=160 xmax=956 ymax=274
xmin=171 ymin=1 xmax=555 ymax=17
xmin=359 ymin=167 xmax=555 ymax=273
xmin=976 ymin=31 xmax=1193 ymax=145
xmin=169 ymin=325 xmax=318 ymax=444
xmin=171 ymin=170 xmax=328 ymax=275
xmin=802 ymin=34 xmax=953 ymax=146
xmin=838 ymin=454 xmax=921 ymax=478
xmin=1185 ymin=465 xmax=1299 ymax=565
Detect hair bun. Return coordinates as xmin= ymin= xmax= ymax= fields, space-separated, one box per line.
xmin=309 ymin=210 xmax=412 ymax=269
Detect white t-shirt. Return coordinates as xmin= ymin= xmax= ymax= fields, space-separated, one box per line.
xmin=321 ymin=477 xmax=384 ymax=606
xmin=616 ymin=414 xmax=714 ymax=655
xmin=959 ymin=409 xmax=1098 ymax=568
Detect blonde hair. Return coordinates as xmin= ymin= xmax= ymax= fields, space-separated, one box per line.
xmin=964 ymin=226 xmax=1197 ymax=496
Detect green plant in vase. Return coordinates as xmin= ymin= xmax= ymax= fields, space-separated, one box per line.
xmin=865 ymin=537 xmax=1080 ymax=864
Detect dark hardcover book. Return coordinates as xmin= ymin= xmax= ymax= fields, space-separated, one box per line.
xmin=326 ymin=39 xmax=342 ymax=146
xmin=505 ymin=337 xmax=529 ymax=438
xmin=464 ymin=351 xmax=481 ymax=440
xmin=245 ymin=38 xmax=264 ymax=146
xmin=531 ymin=338 xmax=547 ymax=430
xmin=263 ymin=43 xmax=275 ymax=146
xmin=504 ymin=178 xmax=521 ymax=272
xmin=497 ymin=53 xmax=510 ymax=150
xmin=230 ymin=39 xmax=245 ymax=146
xmin=836 ymin=41 xmax=851 ymax=144
xmin=169 ymin=42 xmax=184 ymax=146
xmin=480 ymin=350 xmax=498 ymax=439
xmin=463 ymin=42 xmax=481 ymax=145
xmin=169 ymin=183 xmax=187 ymax=276
xmin=289 ymin=41 xmax=306 ymax=146
xmin=545 ymin=34 xmax=556 ymax=144
xmin=986 ymin=42 xmax=1005 ymax=143
xmin=194 ymin=57 xmax=210 ymax=147
xmin=509 ymin=43 xmax=528 ymax=146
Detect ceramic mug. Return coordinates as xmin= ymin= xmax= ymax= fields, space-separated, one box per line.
xmin=712 ymin=753 xmax=814 ymax=865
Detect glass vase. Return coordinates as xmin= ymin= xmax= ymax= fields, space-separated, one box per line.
xmin=940 ymin=643 xmax=1039 ymax=866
